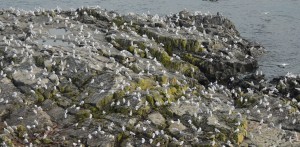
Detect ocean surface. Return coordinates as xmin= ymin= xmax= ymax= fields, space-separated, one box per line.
xmin=1 ymin=0 xmax=300 ymax=79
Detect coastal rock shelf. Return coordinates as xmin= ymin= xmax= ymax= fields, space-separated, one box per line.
xmin=0 ymin=7 xmax=299 ymax=146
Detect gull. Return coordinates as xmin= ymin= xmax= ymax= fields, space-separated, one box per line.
xmin=90 ymin=79 xmax=94 ymax=84
xmin=234 ymin=128 xmax=239 ymax=133
xmin=12 ymin=92 xmax=18 ymax=98
xmin=149 ymin=139 xmax=153 ymax=144
xmin=278 ymin=63 xmax=289 ymax=68
xmin=88 ymin=134 xmax=92 ymax=139
xmin=141 ymin=138 xmax=145 ymax=144
xmin=295 ymin=88 xmax=300 ymax=92
xmin=263 ymin=12 xmax=269 ymax=15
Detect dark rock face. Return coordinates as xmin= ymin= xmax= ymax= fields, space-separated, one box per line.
xmin=271 ymin=75 xmax=300 ymax=101
xmin=0 ymin=7 xmax=299 ymax=147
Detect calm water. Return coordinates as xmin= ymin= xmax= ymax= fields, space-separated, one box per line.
xmin=1 ymin=0 xmax=300 ymax=79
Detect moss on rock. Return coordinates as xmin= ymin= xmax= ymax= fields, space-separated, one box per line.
xmin=96 ymin=94 xmax=114 ymax=109
xmin=35 ymin=91 xmax=45 ymax=103
xmin=42 ymin=138 xmax=53 ymax=144
xmin=112 ymin=16 xmax=125 ymax=27
xmin=137 ymin=78 xmax=155 ymax=90
xmin=16 ymin=125 xmax=27 ymax=138
xmin=136 ymin=104 xmax=151 ymax=117
xmin=181 ymin=39 xmax=187 ymax=49
xmin=158 ymin=75 xmax=169 ymax=85
xmin=76 ymin=109 xmax=91 ymax=122
xmin=34 ymin=56 xmax=45 ymax=68
xmin=234 ymin=119 xmax=248 ymax=145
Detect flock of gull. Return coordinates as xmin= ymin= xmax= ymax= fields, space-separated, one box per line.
xmin=0 ymin=6 xmax=299 ymax=146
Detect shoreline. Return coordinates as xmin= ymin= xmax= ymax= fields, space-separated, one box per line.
xmin=0 ymin=7 xmax=299 ymax=146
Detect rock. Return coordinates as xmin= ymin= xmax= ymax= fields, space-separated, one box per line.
xmin=271 ymin=76 xmax=300 ymax=99
xmin=6 ymin=107 xmax=53 ymax=128
xmin=49 ymin=73 xmax=59 ymax=83
xmin=148 ymin=112 xmax=166 ymax=127
xmin=0 ymin=7 xmax=298 ymax=147
xmin=87 ymin=134 xmax=115 ymax=147
xmin=168 ymin=121 xmax=187 ymax=135
xmin=46 ymin=104 xmax=66 ymax=122
xmin=243 ymin=120 xmax=300 ymax=146
xmin=169 ymin=103 xmax=199 ymax=116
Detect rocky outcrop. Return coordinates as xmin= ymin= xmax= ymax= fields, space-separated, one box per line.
xmin=0 ymin=7 xmax=299 ymax=147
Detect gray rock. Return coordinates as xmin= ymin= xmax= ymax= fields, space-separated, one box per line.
xmin=168 ymin=121 xmax=187 ymax=135
xmin=148 ymin=112 xmax=166 ymax=127
xmin=0 ymin=7 xmax=298 ymax=147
